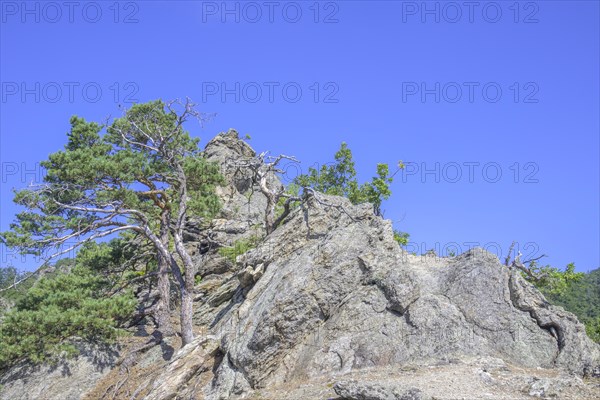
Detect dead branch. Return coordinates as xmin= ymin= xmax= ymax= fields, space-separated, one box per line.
xmin=504 ymin=241 xmax=515 ymax=266
xmin=509 ymin=251 xmax=549 ymax=283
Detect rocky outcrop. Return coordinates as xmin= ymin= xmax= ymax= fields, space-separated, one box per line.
xmin=508 ymin=270 xmax=600 ymax=377
xmin=2 ymin=131 xmax=599 ymax=400
xmin=187 ymin=129 xmax=275 ymax=284
xmin=222 ymin=358 xmax=599 ymax=400
xmin=203 ymin=129 xmax=270 ymax=239
xmin=202 ymin=188 xmax=600 ymax=398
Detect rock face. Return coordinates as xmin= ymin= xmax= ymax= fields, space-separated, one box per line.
xmin=0 ymin=342 xmax=118 ymax=400
xmin=143 ymin=336 xmax=220 ymax=400
xmin=203 ymin=129 xmax=270 ymax=240
xmin=198 ymin=137 xmax=600 ymax=398
xmin=188 ymin=130 xmax=274 ymax=282
xmin=2 ymin=131 xmax=599 ymax=400
xmin=191 ymin=130 xmax=276 ymax=327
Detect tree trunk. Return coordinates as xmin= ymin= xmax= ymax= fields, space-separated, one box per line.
xmin=155 ymin=212 xmax=174 ymax=336
xmin=173 ymin=231 xmax=196 ymax=346
xmin=264 ymin=194 xmax=277 ymax=235
xmin=155 ymin=254 xmax=174 ymax=336
xmin=179 ymin=285 xmax=194 ymax=346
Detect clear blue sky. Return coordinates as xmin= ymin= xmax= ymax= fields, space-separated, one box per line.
xmin=1 ymin=1 xmax=598 ymax=272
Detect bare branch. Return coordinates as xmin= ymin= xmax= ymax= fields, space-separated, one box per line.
xmin=504 ymin=241 xmax=515 ymax=266
xmin=304 ymin=188 xmax=357 ymax=222
xmin=0 ymin=225 xmax=139 ymax=293
xmin=522 ymin=254 xmax=548 ymax=265
xmin=509 ymin=252 xmax=549 ymax=283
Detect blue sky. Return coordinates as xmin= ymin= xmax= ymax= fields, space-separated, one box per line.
xmin=1 ymin=1 xmax=598 ymax=272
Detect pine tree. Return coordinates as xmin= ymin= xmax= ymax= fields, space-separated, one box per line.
xmin=1 ymin=99 xmax=224 ymax=346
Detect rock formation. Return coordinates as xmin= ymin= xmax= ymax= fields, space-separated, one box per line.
xmin=1 ymin=130 xmax=599 ymax=400
xmin=204 ymin=189 xmax=599 ymax=399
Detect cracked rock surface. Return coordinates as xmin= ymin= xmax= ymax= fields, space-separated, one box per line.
xmin=199 ymin=147 xmax=599 ymax=398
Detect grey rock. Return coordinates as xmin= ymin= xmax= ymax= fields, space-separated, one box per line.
xmin=188 ymin=130 xmax=277 ymax=289
xmin=196 ymin=254 xmax=234 ymax=277
xmin=203 ymin=130 xmax=274 ymax=241
xmin=334 ymin=380 xmax=423 ymax=400
xmin=207 ymin=278 xmax=239 ymax=307
xmin=477 ymin=369 xmax=495 ymax=385
xmin=136 ymin=336 xmax=178 ymax=370
xmin=0 ymin=341 xmax=118 ymax=400
xmin=6 ymin=132 xmax=598 ymax=400
xmin=507 ymin=269 xmax=600 ymax=376
xmin=522 ymin=374 xmax=587 ymax=398
xmin=204 ymin=192 xmax=600 ymax=398
xmin=143 ymin=336 xmax=220 ymax=400
xmin=237 ymin=264 xmax=265 ymax=288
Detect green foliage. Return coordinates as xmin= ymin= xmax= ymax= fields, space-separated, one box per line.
xmin=393 ymin=230 xmax=410 ymax=246
xmin=0 ymin=265 xmax=136 ymax=369
xmin=0 ymin=261 xmax=76 ymax=306
xmin=294 ymin=142 xmax=402 ymax=216
xmin=218 ymin=236 xmax=261 ymax=264
xmin=77 ymin=237 xmax=140 ymax=273
xmin=584 ymin=318 xmax=600 ymax=343
xmin=183 ymin=156 xmax=225 ymax=219
xmin=76 ymin=237 xmax=154 ymax=291
xmin=0 ymin=266 xmax=23 ymax=289
xmin=1 ymin=100 xmax=224 ymax=258
xmin=77 ymin=241 xmax=123 ymax=272
xmin=525 ymin=262 xmax=584 ymax=296
xmin=275 ymin=183 xmax=301 ymax=218
xmin=0 ymin=100 xmax=227 ymax=350
xmin=541 ymin=268 xmax=600 ymax=343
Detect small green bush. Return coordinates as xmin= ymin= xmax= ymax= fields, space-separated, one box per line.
xmin=583 ymin=317 xmax=600 ymax=343
xmin=393 ymin=230 xmax=410 ymax=246
xmin=294 ymin=142 xmax=402 ymax=216
xmin=218 ymin=236 xmax=261 ymax=264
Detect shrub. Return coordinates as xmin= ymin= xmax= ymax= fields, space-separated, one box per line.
xmin=393 ymin=230 xmax=410 ymax=246
xmin=218 ymin=236 xmax=261 ymax=264
xmin=0 ymin=265 xmax=136 ymax=369
xmin=294 ymin=142 xmax=403 ymax=217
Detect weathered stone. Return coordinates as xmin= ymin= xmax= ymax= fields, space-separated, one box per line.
xmin=237 ymin=264 xmax=265 ymax=288
xmin=204 ymin=192 xmax=600 ymax=399
xmin=507 ymin=269 xmax=600 ymax=376
xmin=143 ymin=336 xmax=220 ymax=400
xmin=334 ymin=381 xmax=424 ymax=400
xmin=0 ymin=341 xmax=119 ymax=400
xmin=207 ymin=279 xmax=239 ymax=307
xmin=203 ymin=129 xmax=273 ymax=241
xmin=3 ymin=132 xmax=599 ymax=400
